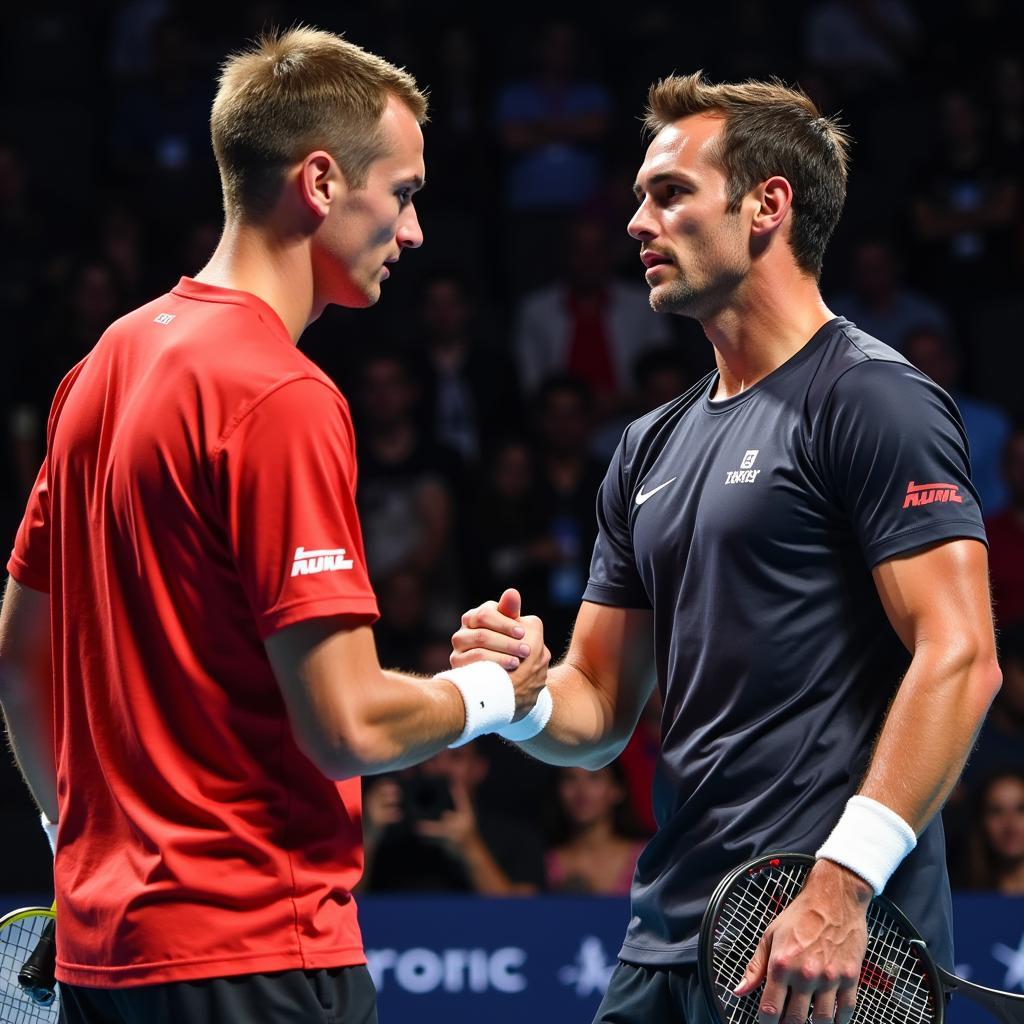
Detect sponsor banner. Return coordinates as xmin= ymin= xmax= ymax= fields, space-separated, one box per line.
xmin=361 ymin=895 xmax=623 ymax=1023
xmin=0 ymin=892 xmax=1019 ymax=1022
xmin=359 ymin=895 xmax=1024 ymax=1024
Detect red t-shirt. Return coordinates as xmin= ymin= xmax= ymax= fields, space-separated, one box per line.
xmin=8 ymin=278 xmax=380 ymax=987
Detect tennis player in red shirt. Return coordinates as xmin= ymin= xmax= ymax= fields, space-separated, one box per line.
xmin=0 ymin=27 xmax=548 ymax=1024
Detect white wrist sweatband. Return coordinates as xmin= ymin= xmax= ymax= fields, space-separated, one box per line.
xmin=40 ymin=812 xmax=58 ymax=857
xmin=816 ymin=794 xmax=917 ymax=895
xmin=436 ymin=662 xmax=516 ymax=748
xmin=497 ymin=686 xmax=553 ymax=742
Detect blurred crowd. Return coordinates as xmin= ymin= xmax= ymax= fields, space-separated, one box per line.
xmin=2 ymin=0 xmax=1022 ymax=896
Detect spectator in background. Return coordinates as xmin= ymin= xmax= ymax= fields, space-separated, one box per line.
xmin=912 ymin=90 xmax=1019 ymax=307
xmin=465 ymin=437 xmax=554 ymax=614
xmin=591 ymin=345 xmax=696 ymax=461
xmin=96 ymin=204 xmax=147 ymax=304
xmin=513 ymin=218 xmax=671 ymax=411
xmin=992 ymin=55 xmax=1024 ymax=162
xmin=829 ymin=237 xmax=951 ymax=353
xmin=109 ymin=16 xmax=217 ymax=215
xmin=532 ymin=375 xmax=606 ymax=655
xmin=412 ymin=271 xmax=521 ymax=464
xmin=618 ymin=689 xmax=662 ymax=837
xmin=904 ymin=328 xmax=1010 ymax=515
xmin=804 ymin=0 xmax=919 ymax=97
xmin=985 ymin=431 xmax=1024 ymax=626
xmin=372 ymin=571 xmax=432 ymax=670
xmin=17 ymin=260 xmax=129 ymax=485
xmin=0 ymin=145 xmax=39 ymax=318
xmin=354 ymin=351 xmax=465 ymax=629
xmin=545 ymin=762 xmax=648 ymax=895
xmin=363 ymin=743 xmax=545 ymax=894
xmin=497 ymin=21 xmax=611 ymax=291
xmin=497 ymin=21 xmax=609 ymax=214
xmin=960 ymin=622 xmax=1024 ymax=791
xmin=945 ymin=622 xmax=1024 ymax=879
xmin=954 ymin=771 xmax=1024 ymax=894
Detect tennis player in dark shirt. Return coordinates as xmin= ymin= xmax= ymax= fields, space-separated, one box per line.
xmin=450 ymin=73 xmax=1001 ymax=1024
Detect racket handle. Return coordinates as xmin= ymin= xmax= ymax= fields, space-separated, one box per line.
xmin=18 ymin=917 xmax=57 ymax=1006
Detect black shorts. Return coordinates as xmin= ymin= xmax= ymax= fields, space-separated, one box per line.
xmin=59 ymin=964 xmax=377 ymax=1024
xmin=592 ymin=961 xmax=714 ymax=1024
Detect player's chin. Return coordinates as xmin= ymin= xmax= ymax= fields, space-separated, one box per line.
xmin=348 ymin=281 xmax=382 ymax=308
xmin=649 ymin=283 xmax=685 ymax=315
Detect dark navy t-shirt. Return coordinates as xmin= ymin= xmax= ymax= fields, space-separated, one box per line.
xmin=583 ymin=318 xmax=986 ymax=969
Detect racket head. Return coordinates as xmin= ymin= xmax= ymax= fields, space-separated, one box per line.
xmin=698 ymin=852 xmax=945 ymax=1024
xmin=0 ymin=905 xmax=60 ymax=1023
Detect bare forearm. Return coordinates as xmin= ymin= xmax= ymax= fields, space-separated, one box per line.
xmin=0 ymin=678 xmax=58 ymax=820
xmin=329 ymin=671 xmax=466 ymax=778
xmin=0 ymin=578 xmax=57 ymax=819
xmin=516 ymin=662 xmax=621 ymax=768
xmin=858 ymin=645 xmax=1001 ymax=831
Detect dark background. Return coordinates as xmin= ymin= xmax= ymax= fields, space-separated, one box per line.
xmin=2 ymin=1 xmax=1023 ymax=901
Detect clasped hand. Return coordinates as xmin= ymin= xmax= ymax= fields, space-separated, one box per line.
xmin=450 ymin=588 xmax=550 ymax=719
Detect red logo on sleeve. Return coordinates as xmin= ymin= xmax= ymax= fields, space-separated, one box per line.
xmin=903 ymin=481 xmax=964 ymax=509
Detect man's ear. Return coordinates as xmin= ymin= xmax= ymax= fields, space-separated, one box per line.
xmin=297 ymin=151 xmax=342 ymax=220
xmin=751 ymin=175 xmax=793 ymax=237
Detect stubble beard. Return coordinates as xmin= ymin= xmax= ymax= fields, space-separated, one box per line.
xmin=648 ymin=259 xmax=745 ymax=321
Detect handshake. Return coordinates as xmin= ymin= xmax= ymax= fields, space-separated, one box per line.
xmin=442 ymin=587 xmax=553 ymax=748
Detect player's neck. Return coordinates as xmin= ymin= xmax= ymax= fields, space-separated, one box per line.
xmin=194 ymin=221 xmax=314 ymax=344
xmin=703 ymin=269 xmax=833 ymax=401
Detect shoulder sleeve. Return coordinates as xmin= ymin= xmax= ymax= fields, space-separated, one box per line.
xmin=212 ymin=377 xmax=380 ymax=639
xmin=817 ymin=360 xmax=987 ymax=567
xmin=7 ymin=459 xmax=50 ymax=592
xmin=582 ymin=431 xmax=651 ymax=609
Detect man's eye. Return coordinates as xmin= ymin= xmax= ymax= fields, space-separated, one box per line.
xmin=397 ymin=189 xmax=412 ymax=206
xmin=666 ymin=185 xmax=690 ymax=198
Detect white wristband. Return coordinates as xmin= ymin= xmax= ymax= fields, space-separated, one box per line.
xmin=40 ymin=812 xmax=58 ymax=857
xmin=435 ymin=662 xmax=516 ymax=748
xmin=816 ymin=794 xmax=917 ymax=895
xmin=497 ymin=686 xmax=553 ymax=741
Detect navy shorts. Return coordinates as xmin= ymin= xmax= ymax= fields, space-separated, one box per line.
xmin=59 ymin=964 xmax=377 ymax=1024
xmin=593 ymin=961 xmax=714 ymax=1024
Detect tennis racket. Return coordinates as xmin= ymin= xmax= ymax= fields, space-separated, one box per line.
xmin=699 ymin=852 xmax=1024 ymax=1024
xmin=0 ymin=903 xmax=59 ymax=1023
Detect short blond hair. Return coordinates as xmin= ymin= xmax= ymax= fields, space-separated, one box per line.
xmin=644 ymin=72 xmax=851 ymax=278
xmin=211 ymin=26 xmax=428 ymax=220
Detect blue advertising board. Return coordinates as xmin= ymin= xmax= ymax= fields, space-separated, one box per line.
xmin=358 ymin=894 xmax=1024 ymax=1024
xmin=1 ymin=892 xmax=1020 ymax=1022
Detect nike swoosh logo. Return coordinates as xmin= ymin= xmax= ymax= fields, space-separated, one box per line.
xmin=635 ymin=477 xmax=677 ymax=505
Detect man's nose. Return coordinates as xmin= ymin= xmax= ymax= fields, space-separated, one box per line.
xmin=398 ymin=206 xmax=424 ymax=249
xmin=628 ymin=200 xmax=657 ymax=241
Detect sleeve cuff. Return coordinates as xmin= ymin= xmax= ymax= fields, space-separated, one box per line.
xmin=865 ymin=522 xmax=988 ymax=569
xmin=259 ymin=595 xmax=380 ymax=639
xmin=6 ymin=554 xmax=49 ymax=593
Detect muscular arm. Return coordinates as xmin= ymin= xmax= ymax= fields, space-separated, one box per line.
xmin=737 ymin=537 xmax=1001 ymax=1023
xmin=452 ymin=596 xmax=655 ymax=769
xmin=265 ymin=612 xmax=548 ymax=780
xmin=860 ymin=536 xmax=1001 ymax=827
xmin=0 ymin=577 xmax=58 ymax=821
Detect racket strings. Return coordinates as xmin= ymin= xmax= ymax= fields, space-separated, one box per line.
xmin=713 ymin=863 xmax=807 ymax=1024
xmin=710 ymin=864 xmax=937 ymax=1024
xmin=0 ymin=914 xmax=60 ymax=1023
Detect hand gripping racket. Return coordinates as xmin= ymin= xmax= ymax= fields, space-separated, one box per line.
xmin=699 ymin=853 xmax=1024 ymax=1024
xmin=0 ymin=903 xmax=59 ymax=1023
